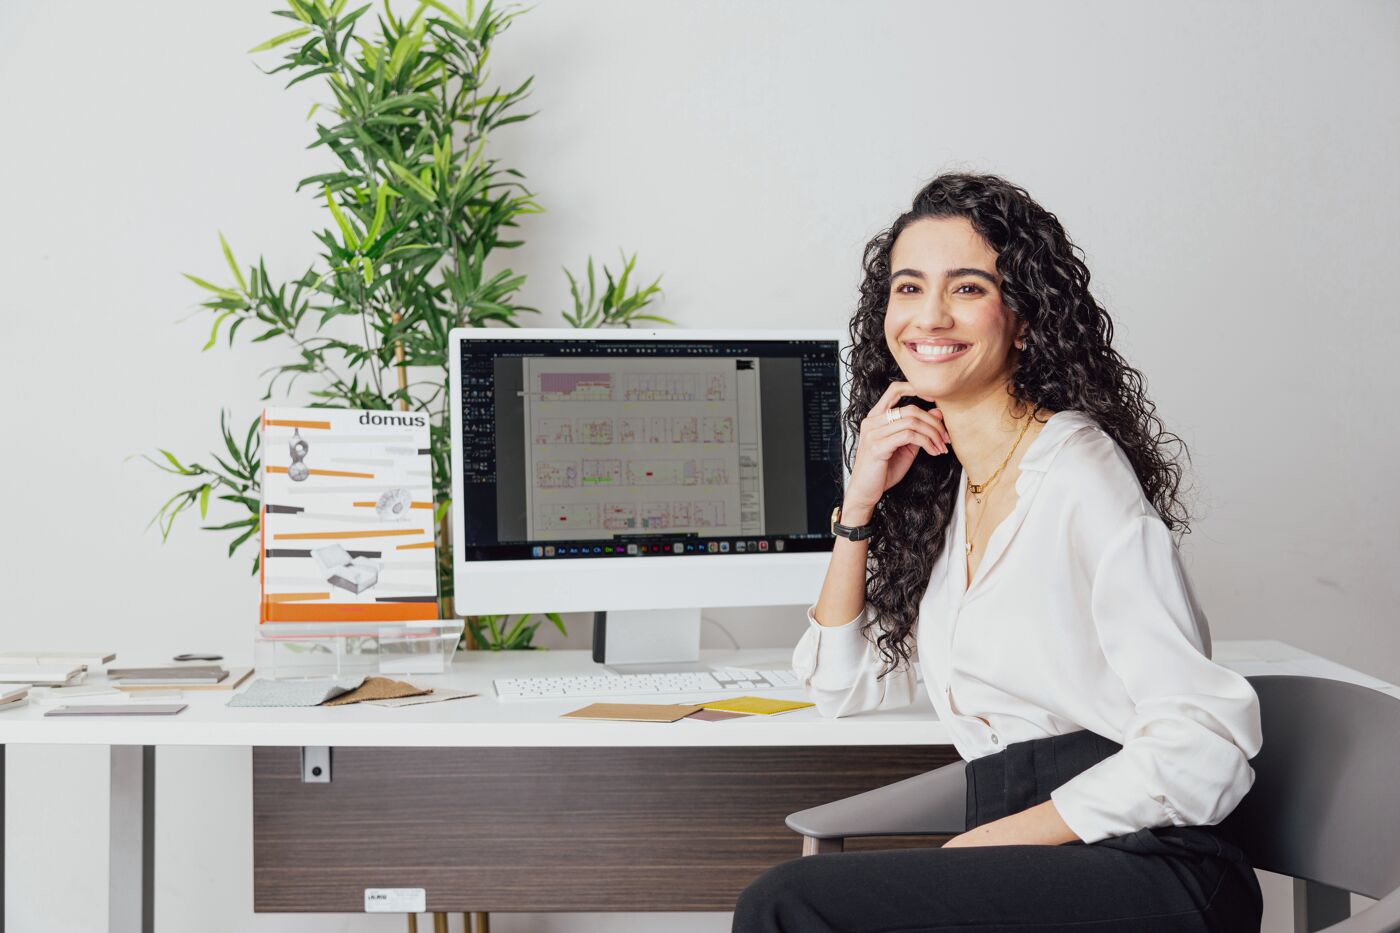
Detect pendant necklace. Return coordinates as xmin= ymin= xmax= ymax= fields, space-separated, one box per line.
xmin=964 ymin=407 xmax=1039 ymax=556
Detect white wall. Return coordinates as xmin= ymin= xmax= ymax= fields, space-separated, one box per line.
xmin=1 ymin=0 xmax=1396 ymax=930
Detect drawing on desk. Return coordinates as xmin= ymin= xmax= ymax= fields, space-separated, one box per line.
xmin=260 ymin=407 xmax=437 ymax=624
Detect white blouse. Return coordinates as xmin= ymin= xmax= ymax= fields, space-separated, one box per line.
xmin=793 ymin=409 xmax=1263 ymax=845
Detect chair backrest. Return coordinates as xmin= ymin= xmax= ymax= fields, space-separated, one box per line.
xmin=1214 ymin=674 xmax=1400 ymax=899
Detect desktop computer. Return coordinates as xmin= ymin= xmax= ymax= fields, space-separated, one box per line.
xmin=447 ymin=328 xmax=847 ymax=695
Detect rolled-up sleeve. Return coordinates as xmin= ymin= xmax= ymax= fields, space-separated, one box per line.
xmin=1049 ymin=515 xmax=1263 ymax=844
xmin=792 ymin=604 xmax=920 ymax=718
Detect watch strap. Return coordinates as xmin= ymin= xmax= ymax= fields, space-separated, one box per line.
xmin=831 ymin=506 xmax=875 ymax=541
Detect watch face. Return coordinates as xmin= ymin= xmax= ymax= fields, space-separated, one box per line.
xmin=830 ymin=505 xmax=840 ymax=536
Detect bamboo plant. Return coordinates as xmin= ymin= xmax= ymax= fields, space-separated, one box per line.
xmin=146 ymin=0 xmax=669 ymax=650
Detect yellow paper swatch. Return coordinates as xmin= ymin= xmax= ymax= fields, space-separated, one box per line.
xmin=699 ymin=695 xmax=814 ymax=715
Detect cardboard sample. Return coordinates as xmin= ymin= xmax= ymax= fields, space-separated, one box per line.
xmin=562 ymin=702 xmax=703 ymax=723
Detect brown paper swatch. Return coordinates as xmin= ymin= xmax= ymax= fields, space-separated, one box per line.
xmin=364 ymin=689 xmax=477 ymax=708
xmin=562 ymin=702 xmax=703 ymax=723
xmin=322 ymin=676 xmax=429 ymax=706
xmin=684 ymin=708 xmax=749 ymax=722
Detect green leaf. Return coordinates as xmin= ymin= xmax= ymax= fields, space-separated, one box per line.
xmin=199 ymin=484 xmax=211 ymax=519
xmin=387 ymin=161 xmax=437 ymax=201
xmin=182 ymin=273 xmax=240 ymax=300
xmin=418 ymin=0 xmax=464 ymax=24
xmin=324 ymin=187 xmax=361 ymax=249
xmin=203 ymin=310 xmax=236 ymax=351
xmin=228 ymin=524 xmax=259 ymax=556
xmin=363 ymin=182 xmax=392 ymax=245
xmin=203 ymin=517 xmax=259 ymax=532
xmin=158 ymin=449 xmax=192 ymax=474
xmin=386 ymin=23 xmax=425 ymax=81
xmin=218 ymin=233 xmax=248 ymax=292
xmin=248 ymin=26 xmax=313 ymax=53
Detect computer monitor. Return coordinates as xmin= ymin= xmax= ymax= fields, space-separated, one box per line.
xmin=448 ymin=328 xmax=847 ymax=667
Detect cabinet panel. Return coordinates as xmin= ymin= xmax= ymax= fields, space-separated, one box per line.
xmin=253 ymin=745 xmax=958 ymax=912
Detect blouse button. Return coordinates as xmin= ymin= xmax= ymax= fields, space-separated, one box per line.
xmin=990 ymin=734 xmax=1000 ymax=745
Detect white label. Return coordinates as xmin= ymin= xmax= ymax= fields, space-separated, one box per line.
xmin=365 ymin=888 xmax=426 ymax=913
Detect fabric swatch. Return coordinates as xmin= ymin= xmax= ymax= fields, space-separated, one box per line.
xmin=226 ymin=676 xmax=366 ymax=708
xmin=322 ymin=676 xmax=429 ymax=706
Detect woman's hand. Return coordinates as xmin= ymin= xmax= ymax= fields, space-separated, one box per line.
xmin=842 ymin=381 xmax=951 ymax=517
xmin=940 ymin=800 xmax=1080 ymax=848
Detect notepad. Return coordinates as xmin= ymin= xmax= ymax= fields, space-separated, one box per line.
xmin=562 ymin=702 xmax=703 ymax=723
xmin=698 ymin=696 xmax=815 ymax=716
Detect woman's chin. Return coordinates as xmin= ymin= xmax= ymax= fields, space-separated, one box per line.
xmin=904 ymin=378 xmax=953 ymax=402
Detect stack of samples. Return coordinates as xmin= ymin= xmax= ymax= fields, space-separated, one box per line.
xmin=0 ymin=663 xmax=85 ymax=688
xmin=0 ymin=684 xmax=29 ymax=712
xmin=106 ymin=665 xmax=230 ymax=686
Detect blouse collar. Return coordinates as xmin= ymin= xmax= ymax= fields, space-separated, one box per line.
xmin=1014 ymin=409 xmax=1099 ymax=476
xmin=950 ymin=409 xmax=1098 ymax=601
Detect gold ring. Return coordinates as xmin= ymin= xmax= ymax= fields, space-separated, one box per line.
xmin=884 ymin=408 xmax=902 ymax=425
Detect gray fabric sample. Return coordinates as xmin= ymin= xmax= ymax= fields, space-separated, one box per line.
xmin=226 ymin=676 xmax=367 ymax=707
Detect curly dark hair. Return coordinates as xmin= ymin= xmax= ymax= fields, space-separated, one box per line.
xmin=847 ymin=172 xmax=1192 ymax=676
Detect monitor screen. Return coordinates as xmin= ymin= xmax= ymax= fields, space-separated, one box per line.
xmin=455 ymin=334 xmax=844 ymax=563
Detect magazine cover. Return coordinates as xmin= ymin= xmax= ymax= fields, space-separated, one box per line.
xmin=259 ymin=408 xmax=438 ymax=623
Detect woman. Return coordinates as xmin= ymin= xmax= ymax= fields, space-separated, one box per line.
xmin=732 ymin=173 xmax=1264 ymax=932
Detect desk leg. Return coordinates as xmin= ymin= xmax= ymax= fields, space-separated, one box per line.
xmin=1293 ymin=878 xmax=1349 ymax=932
xmin=2 ymin=744 xmax=6 ymax=933
xmin=110 ymin=746 xmax=154 ymax=933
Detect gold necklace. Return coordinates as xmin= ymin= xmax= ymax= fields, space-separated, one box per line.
xmin=964 ymin=408 xmax=1039 ymax=556
xmin=965 ymin=486 xmax=1000 ymax=556
xmin=966 ymin=407 xmax=1039 ymax=503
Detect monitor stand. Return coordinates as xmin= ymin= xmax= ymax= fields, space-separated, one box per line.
xmin=592 ymin=608 xmax=706 ymax=674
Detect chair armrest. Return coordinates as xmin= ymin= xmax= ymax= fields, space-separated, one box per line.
xmin=785 ymin=758 xmax=966 ymax=841
xmin=1321 ymin=884 xmax=1400 ymax=933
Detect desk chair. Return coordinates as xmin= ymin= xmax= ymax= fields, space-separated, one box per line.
xmin=786 ymin=675 xmax=1400 ymax=933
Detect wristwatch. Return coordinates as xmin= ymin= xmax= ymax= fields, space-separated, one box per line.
xmin=830 ymin=505 xmax=875 ymax=541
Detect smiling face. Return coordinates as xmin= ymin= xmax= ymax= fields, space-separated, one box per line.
xmin=883 ymin=216 xmax=1026 ymax=403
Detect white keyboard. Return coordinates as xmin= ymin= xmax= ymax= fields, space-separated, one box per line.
xmin=493 ymin=667 xmax=801 ymax=700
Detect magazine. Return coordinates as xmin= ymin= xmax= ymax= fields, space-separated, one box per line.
xmin=259 ymin=408 xmax=438 ymax=624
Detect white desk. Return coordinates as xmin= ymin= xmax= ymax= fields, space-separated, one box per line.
xmin=0 ymin=648 xmax=935 ymax=749
xmin=1 ymin=641 xmax=1394 ymax=932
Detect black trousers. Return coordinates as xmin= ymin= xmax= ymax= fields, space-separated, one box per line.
xmin=732 ymin=729 xmax=1262 ymax=933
